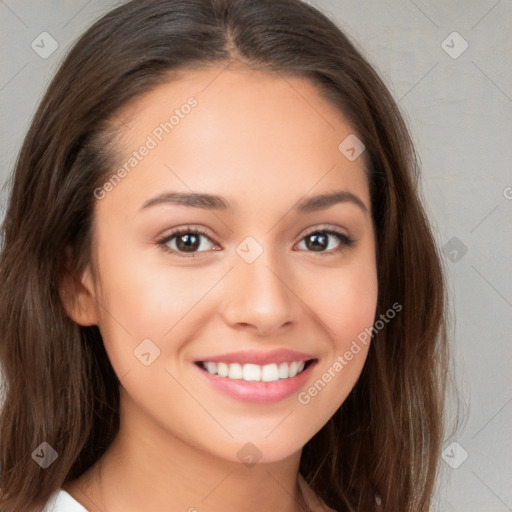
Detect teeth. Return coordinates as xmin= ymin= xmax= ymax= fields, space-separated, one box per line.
xmin=205 ymin=362 xmax=217 ymax=375
xmin=243 ymin=363 xmax=261 ymax=381
xmin=289 ymin=361 xmax=299 ymax=378
xmin=217 ymin=362 xmax=229 ymax=377
xmin=261 ymin=363 xmax=279 ymax=382
xmin=278 ymin=362 xmax=289 ymax=379
xmin=228 ymin=363 xmax=243 ymax=379
xmin=200 ymin=360 xmax=307 ymax=381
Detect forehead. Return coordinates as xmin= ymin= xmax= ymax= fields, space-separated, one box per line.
xmin=100 ymin=65 xmax=370 ymax=214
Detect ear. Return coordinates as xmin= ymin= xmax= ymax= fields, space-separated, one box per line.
xmin=59 ymin=248 xmax=100 ymax=326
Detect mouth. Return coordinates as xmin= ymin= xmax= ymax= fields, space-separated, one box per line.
xmin=193 ymin=351 xmax=318 ymax=403
xmin=195 ymin=359 xmax=316 ymax=382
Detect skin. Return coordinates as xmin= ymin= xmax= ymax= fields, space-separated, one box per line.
xmin=61 ymin=62 xmax=378 ymax=512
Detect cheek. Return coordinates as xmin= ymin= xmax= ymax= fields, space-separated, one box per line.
xmin=294 ymin=267 xmax=377 ymax=435
xmin=94 ymin=237 xmax=199 ymax=330
xmin=306 ymin=255 xmax=378 ymax=346
xmin=92 ymin=240 xmax=224 ymax=376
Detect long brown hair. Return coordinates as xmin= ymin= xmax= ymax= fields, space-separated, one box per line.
xmin=0 ymin=0 xmax=458 ymax=510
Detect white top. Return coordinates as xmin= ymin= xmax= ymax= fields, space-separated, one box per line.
xmin=42 ymin=476 xmax=335 ymax=511
xmin=43 ymin=489 xmax=88 ymax=511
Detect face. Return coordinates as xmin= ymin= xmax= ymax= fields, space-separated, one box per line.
xmin=73 ymin=64 xmax=378 ymax=464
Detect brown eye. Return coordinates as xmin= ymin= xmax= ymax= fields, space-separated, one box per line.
xmin=174 ymin=233 xmax=202 ymax=252
xmin=157 ymin=227 xmax=218 ymax=257
xmin=296 ymin=228 xmax=355 ymax=254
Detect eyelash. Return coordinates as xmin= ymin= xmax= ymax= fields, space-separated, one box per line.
xmin=155 ymin=224 xmax=356 ymax=258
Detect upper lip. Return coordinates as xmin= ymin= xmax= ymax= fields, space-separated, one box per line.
xmin=195 ymin=349 xmax=316 ymax=366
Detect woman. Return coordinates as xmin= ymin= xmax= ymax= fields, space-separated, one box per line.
xmin=0 ymin=0 xmax=453 ymax=510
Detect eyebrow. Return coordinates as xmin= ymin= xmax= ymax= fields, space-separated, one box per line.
xmin=140 ymin=190 xmax=369 ymax=214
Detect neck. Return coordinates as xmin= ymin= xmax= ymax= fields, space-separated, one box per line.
xmin=66 ymin=388 xmax=312 ymax=512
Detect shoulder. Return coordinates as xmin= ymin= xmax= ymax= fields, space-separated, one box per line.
xmin=42 ymin=489 xmax=89 ymax=512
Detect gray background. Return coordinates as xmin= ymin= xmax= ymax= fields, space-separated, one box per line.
xmin=0 ymin=0 xmax=511 ymax=510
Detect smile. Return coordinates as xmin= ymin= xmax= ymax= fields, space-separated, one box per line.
xmin=194 ymin=354 xmax=318 ymax=403
xmin=196 ymin=360 xmax=313 ymax=382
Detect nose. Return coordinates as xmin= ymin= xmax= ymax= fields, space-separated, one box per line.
xmin=219 ymin=249 xmax=302 ymax=336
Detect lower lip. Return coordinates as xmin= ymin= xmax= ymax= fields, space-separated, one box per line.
xmin=194 ymin=361 xmax=316 ymax=403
